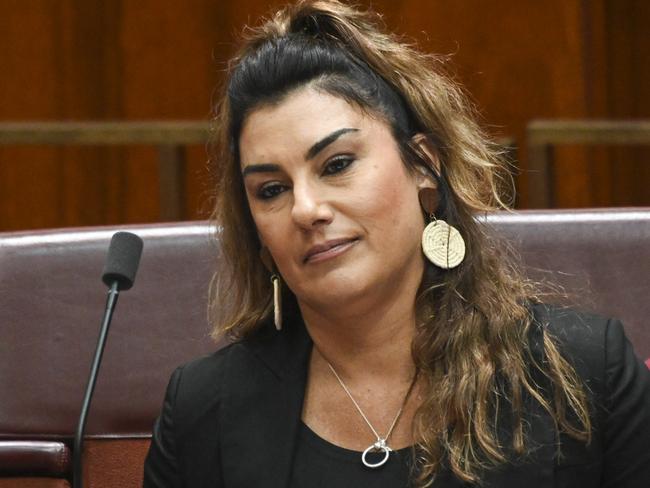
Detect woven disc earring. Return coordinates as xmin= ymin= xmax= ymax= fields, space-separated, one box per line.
xmin=418 ymin=188 xmax=466 ymax=269
xmin=260 ymin=247 xmax=282 ymax=331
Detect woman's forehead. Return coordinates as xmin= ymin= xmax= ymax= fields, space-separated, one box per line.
xmin=242 ymin=88 xmax=364 ymax=134
xmin=238 ymin=88 xmax=387 ymax=164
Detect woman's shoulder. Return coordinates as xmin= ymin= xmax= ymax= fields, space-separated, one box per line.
xmin=529 ymin=304 xmax=650 ymax=484
xmin=530 ymin=301 xmax=611 ymax=335
xmin=160 ymin=343 xmax=236 ymax=429
xmin=528 ymin=302 xmax=648 ymax=405
xmin=528 ymin=302 xmax=622 ymax=362
xmin=174 ymin=337 xmax=252 ymax=381
xmin=527 ymin=303 xmax=626 ymax=399
xmin=168 ymin=321 xmax=308 ymax=410
xmin=170 ymin=332 xmax=269 ymax=399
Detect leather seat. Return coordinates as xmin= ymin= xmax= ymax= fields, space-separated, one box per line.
xmin=0 ymin=222 xmax=220 ymax=486
xmin=1 ymin=208 xmax=648 ymax=487
xmin=486 ymin=208 xmax=650 ymax=360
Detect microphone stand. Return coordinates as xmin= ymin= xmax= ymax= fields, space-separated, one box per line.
xmin=72 ymin=281 xmax=119 ymax=488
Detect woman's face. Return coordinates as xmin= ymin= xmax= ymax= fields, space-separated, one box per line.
xmin=239 ymin=86 xmax=433 ymax=314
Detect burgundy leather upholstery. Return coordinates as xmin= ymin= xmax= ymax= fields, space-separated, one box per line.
xmin=0 ymin=479 xmax=70 ymax=488
xmin=0 ymin=441 xmax=69 ymax=475
xmin=0 ymin=222 xmax=220 ymax=484
xmin=0 ymin=208 xmax=648 ymax=483
xmin=486 ymin=208 xmax=650 ymax=361
xmin=1 ymin=222 xmax=219 ymax=440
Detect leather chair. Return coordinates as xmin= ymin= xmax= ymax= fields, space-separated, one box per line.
xmin=0 ymin=223 xmax=219 ymax=487
xmin=1 ymin=208 xmax=648 ymax=487
xmin=486 ymin=208 xmax=650 ymax=361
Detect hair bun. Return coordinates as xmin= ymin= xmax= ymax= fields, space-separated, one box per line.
xmin=289 ymin=5 xmax=341 ymax=41
xmin=290 ymin=13 xmax=322 ymax=36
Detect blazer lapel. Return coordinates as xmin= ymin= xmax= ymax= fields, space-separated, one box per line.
xmin=219 ymin=316 xmax=312 ymax=488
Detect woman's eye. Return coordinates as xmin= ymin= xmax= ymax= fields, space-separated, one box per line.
xmin=257 ymin=183 xmax=286 ymax=200
xmin=322 ymin=155 xmax=355 ymax=176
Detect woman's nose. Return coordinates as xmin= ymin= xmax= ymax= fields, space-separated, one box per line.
xmin=291 ymin=181 xmax=333 ymax=229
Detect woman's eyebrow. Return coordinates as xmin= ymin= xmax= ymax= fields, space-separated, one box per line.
xmin=304 ymin=127 xmax=359 ymax=161
xmin=241 ymin=163 xmax=281 ymax=177
xmin=241 ymin=127 xmax=359 ymax=177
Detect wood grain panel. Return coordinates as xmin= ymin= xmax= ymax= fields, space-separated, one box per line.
xmin=0 ymin=1 xmax=128 ymax=229
xmin=116 ymin=0 xmax=227 ymax=224
xmin=374 ymin=0 xmax=600 ymax=207
xmin=0 ymin=2 xmax=65 ymax=229
xmin=1 ymin=0 xmax=648 ymax=231
xmin=603 ymin=0 xmax=650 ymax=206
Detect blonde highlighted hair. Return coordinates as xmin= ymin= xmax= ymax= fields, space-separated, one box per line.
xmin=209 ymin=1 xmax=590 ymax=484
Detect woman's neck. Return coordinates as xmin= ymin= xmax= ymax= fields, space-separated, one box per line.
xmin=298 ymin=289 xmax=418 ymax=383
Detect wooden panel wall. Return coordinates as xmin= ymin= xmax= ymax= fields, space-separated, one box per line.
xmin=601 ymin=0 xmax=650 ymax=206
xmin=1 ymin=0 xmax=648 ymax=231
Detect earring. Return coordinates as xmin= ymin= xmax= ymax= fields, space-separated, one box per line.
xmin=418 ymin=188 xmax=465 ymax=269
xmin=271 ymin=273 xmax=282 ymax=331
xmin=260 ymin=247 xmax=282 ymax=331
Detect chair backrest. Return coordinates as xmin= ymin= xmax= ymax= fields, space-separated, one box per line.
xmin=487 ymin=208 xmax=650 ymax=361
xmin=1 ymin=208 xmax=649 ymax=445
xmin=0 ymin=222 xmax=219 ymax=441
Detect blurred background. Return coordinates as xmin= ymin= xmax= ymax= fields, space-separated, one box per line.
xmin=1 ymin=0 xmax=648 ymax=232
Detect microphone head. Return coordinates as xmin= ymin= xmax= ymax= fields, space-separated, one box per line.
xmin=102 ymin=232 xmax=144 ymax=290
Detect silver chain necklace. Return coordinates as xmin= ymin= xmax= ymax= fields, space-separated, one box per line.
xmin=326 ymin=361 xmax=418 ymax=469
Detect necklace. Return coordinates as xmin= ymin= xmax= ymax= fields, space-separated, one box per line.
xmin=325 ymin=361 xmax=418 ymax=469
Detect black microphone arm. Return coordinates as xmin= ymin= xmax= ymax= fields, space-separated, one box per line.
xmin=73 ymin=231 xmax=143 ymax=488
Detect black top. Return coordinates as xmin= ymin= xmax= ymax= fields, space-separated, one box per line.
xmin=143 ymin=305 xmax=650 ymax=487
xmin=290 ymin=422 xmax=412 ymax=487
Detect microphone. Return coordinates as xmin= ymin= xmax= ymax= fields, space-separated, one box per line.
xmin=73 ymin=232 xmax=143 ymax=488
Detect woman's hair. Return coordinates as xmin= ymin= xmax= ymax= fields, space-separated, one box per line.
xmin=209 ymin=1 xmax=590 ymax=485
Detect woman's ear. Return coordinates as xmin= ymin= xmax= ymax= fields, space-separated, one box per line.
xmin=411 ymin=133 xmax=441 ymax=190
xmin=259 ymin=245 xmax=275 ymax=272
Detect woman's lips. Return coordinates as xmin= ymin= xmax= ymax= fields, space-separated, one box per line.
xmin=304 ymin=238 xmax=359 ymax=264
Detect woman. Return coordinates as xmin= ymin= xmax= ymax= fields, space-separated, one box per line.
xmin=144 ymin=1 xmax=650 ymax=486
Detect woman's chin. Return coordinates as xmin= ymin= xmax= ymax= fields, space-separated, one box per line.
xmin=295 ymin=274 xmax=385 ymax=316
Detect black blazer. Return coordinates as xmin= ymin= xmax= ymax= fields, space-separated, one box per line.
xmin=143 ymin=304 xmax=650 ymax=487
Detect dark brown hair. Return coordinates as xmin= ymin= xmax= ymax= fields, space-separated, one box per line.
xmin=209 ymin=1 xmax=591 ymax=484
